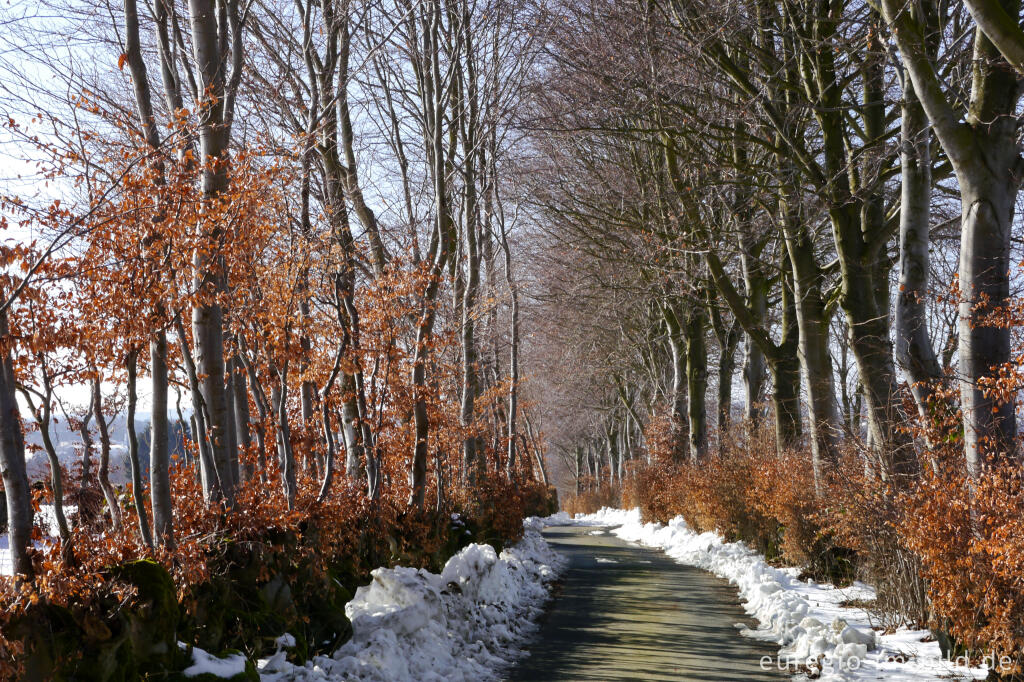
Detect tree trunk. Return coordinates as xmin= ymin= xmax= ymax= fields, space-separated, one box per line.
xmin=741 ymin=254 xmax=769 ymax=424
xmin=175 ymin=315 xmax=221 ymax=499
xmin=715 ymin=319 xmax=740 ymax=431
xmin=272 ymin=364 xmax=296 ymax=509
xmin=894 ymin=80 xmax=941 ymax=422
xmin=959 ymin=175 xmax=1017 ymax=472
xmin=341 ymin=380 xmax=362 ymax=479
xmin=881 ymin=0 xmax=1021 ymax=474
xmin=574 ymin=445 xmax=582 ymax=495
xmin=771 ymin=267 xmax=802 ymax=449
xmin=126 ymin=351 xmax=154 ymax=548
xmin=231 ymin=354 xmax=251 ymax=481
xmin=0 ymin=302 xmax=31 ymax=579
xmin=685 ymin=303 xmax=709 ymax=461
xmin=409 ymin=0 xmax=453 ymax=509
xmin=189 ymin=0 xmax=237 ymax=505
xmin=92 ymin=377 xmax=123 ymax=532
xmin=661 ymin=302 xmax=689 ymax=461
xmin=500 ymin=209 xmax=521 ymax=480
xmin=77 ymin=399 xmax=96 ymax=525
xmin=150 ymin=332 xmax=173 ymax=546
xmin=22 ymin=380 xmax=70 ymax=548
xmin=780 ymin=206 xmax=840 ymax=482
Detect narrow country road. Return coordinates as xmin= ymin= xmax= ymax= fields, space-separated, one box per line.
xmin=508 ymin=525 xmax=790 ymax=681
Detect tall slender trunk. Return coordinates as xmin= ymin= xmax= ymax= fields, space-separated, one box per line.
xmin=316 ymin=340 xmax=346 ymax=503
xmin=409 ymin=0 xmax=452 ymax=509
xmin=712 ymin=314 xmax=740 ymax=431
xmin=0 ymin=303 xmax=31 ymax=578
xmin=222 ymin=342 xmax=239 ymax=485
xmin=772 ymin=267 xmax=803 ymax=449
xmin=272 ymin=363 xmax=296 ymax=509
xmin=458 ymin=166 xmax=481 ymax=487
xmin=574 ymin=446 xmax=582 ymax=495
xmin=79 ymin=405 xmax=94 ymax=489
xmin=124 ymin=0 xmax=174 ymax=539
xmin=341 ymin=376 xmax=362 ymax=479
xmin=685 ymin=301 xmax=708 ymax=461
xmin=741 ymin=251 xmax=769 ymax=424
xmin=175 ymin=315 xmax=221 ymax=498
xmin=780 ymin=203 xmax=840 ymax=481
xmin=189 ymin=0 xmax=237 ymax=505
xmin=22 ymin=376 xmax=70 ymax=548
xmin=813 ymin=26 xmax=914 ymax=479
xmin=661 ymin=303 xmax=688 ymax=461
xmin=76 ymin=399 xmax=96 ymax=525
xmin=150 ymin=332 xmax=173 ymax=546
xmin=126 ymin=351 xmax=154 ymax=548
xmin=895 ymin=79 xmax=941 ymax=422
xmin=499 ymin=206 xmax=520 ymax=479
xmin=834 ymin=200 xmax=915 ymax=477
xmin=317 ymin=401 xmax=338 ymax=503
xmin=230 ymin=354 xmax=251 ymax=482
xmin=237 ymin=337 xmax=269 ymax=478
xmin=92 ymin=377 xmax=123 ymax=532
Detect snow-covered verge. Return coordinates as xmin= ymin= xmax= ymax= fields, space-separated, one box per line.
xmin=548 ymin=508 xmax=988 ymax=682
xmin=252 ymin=520 xmax=564 ymax=681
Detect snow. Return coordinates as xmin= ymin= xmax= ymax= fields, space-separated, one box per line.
xmin=260 ymin=522 xmax=565 ymax=681
xmin=183 ymin=646 xmax=249 ymax=678
xmin=546 ymin=508 xmax=988 ymax=682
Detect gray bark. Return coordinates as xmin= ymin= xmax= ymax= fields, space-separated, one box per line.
xmin=271 ymin=363 xmax=296 ymax=509
xmin=894 ymin=78 xmax=941 ymax=422
xmin=710 ymin=307 xmax=741 ymax=431
xmin=237 ymin=336 xmax=269 ymax=477
xmin=77 ymin=397 xmax=94 ymax=517
xmin=741 ymin=248 xmax=769 ymax=424
xmin=341 ymin=375 xmax=362 ymax=479
xmin=409 ymin=0 xmax=453 ymax=508
xmin=175 ymin=315 xmax=221 ymax=498
xmin=188 ymin=0 xmax=241 ymax=504
xmin=92 ymin=377 xmax=123 ymax=532
xmin=126 ymin=351 xmax=154 ymax=548
xmin=772 ymin=268 xmax=803 ymax=449
xmin=661 ymin=302 xmax=688 ymax=460
xmin=685 ymin=302 xmax=709 ymax=461
xmin=881 ymin=0 xmax=1022 ymax=472
xmin=782 ymin=213 xmax=840 ymax=474
xmin=20 ymin=365 xmax=70 ymax=547
xmin=230 ymin=354 xmax=251 ymax=481
xmin=0 ymin=301 xmax=31 ymax=578
xmin=124 ymin=0 xmax=174 ymax=542
xmin=499 ymin=201 xmax=521 ymax=478
xmin=150 ymin=333 xmax=173 ymax=546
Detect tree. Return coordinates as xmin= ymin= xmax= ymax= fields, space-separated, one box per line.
xmin=878 ymin=0 xmax=1022 ymax=473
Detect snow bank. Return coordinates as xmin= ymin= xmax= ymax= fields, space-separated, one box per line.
xmin=183 ymin=647 xmax=249 ymax=678
xmin=260 ymin=523 xmax=565 ymax=681
xmin=549 ymin=508 xmax=986 ymax=681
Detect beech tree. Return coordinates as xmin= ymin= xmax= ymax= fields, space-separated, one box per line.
xmin=878 ymin=0 xmax=1022 ymax=473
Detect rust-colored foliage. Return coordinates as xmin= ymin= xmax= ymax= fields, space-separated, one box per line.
xmin=0 ymin=97 xmax=553 ymax=678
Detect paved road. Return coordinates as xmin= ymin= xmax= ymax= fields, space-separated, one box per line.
xmin=508 ymin=525 xmax=790 ymax=681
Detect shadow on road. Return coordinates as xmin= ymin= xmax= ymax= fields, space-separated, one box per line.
xmin=506 ymin=525 xmax=790 ymax=681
